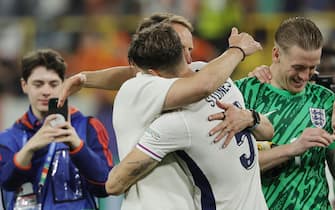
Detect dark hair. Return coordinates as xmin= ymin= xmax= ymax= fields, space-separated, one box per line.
xmin=136 ymin=13 xmax=193 ymax=33
xmin=21 ymin=49 xmax=67 ymax=81
xmin=275 ymin=17 xmax=323 ymax=52
xmin=128 ymin=23 xmax=183 ymax=73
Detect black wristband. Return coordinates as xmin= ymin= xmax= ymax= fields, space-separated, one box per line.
xmin=229 ymin=46 xmax=246 ymax=61
xmin=248 ymin=109 xmax=260 ymax=130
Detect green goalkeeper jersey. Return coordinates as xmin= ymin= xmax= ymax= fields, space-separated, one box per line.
xmin=236 ymin=77 xmax=335 ymax=210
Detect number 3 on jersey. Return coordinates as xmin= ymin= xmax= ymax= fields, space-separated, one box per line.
xmin=235 ymin=131 xmax=256 ymax=170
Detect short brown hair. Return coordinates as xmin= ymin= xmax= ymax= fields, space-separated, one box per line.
xmin=21 ymin=49 xmax=67 ymax=81
xmin=136 ymin=13 xmax=193 ymax=33
xmin=275 ymin=17 xmax=323 ymax=52
xmin=128 ymin=22 xmax=183 ymax=73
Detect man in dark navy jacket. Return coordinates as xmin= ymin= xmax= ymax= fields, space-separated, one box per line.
xmin=0 ymin=49 xmax=114 ymax=210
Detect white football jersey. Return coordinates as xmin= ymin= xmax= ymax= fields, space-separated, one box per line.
xmin=137 ymin=78 xmax=268 ymax=210
xmin=113 ymin=72 xmax=195 ymax=210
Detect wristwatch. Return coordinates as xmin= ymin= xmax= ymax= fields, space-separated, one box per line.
xmin=248 ymin=109 xmax=260 ymax=130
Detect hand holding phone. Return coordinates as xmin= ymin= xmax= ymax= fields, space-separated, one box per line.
xmin=48 ymin=98 xmax=68 ymax=127
xmin=49 ymin=114 xmax=66 ymax=127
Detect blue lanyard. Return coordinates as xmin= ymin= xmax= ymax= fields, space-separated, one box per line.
xmin=22 ymin=131 xmax=56 ymax=203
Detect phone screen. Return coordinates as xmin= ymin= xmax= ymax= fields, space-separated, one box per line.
xmin=48 ymin=98 xmax=68 ymax=120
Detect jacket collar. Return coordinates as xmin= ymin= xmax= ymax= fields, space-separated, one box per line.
xmin=17 ymin=106 xmax=79 ymax=130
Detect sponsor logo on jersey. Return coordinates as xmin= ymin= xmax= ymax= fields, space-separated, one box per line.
xmin=309 ymin=108 xmax=326 ymax=128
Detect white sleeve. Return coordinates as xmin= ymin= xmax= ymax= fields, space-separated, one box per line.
xmin=189 ymin=61 xmax=207 ymax=72
xmin=133 ymin=75 xmax=179 ymax=118
xmin=137 ymin=111 xmax=191 ymax=161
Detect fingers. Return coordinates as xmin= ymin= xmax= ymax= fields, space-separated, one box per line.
xmin=209 ymin=121 xmax=234 ymax=141
xmin=207 ymin=101 xmax=233 ymax=121
xmin=259 ymin=70 xmax=270 ymax=83
xmin=215 ymin=100 xmax=230 ymax=110
xmin=293 ymin=128 xmax=335 ymax=155
xmin=258 ymin=65 xmax=271 ymax=82
xmin=44 ymin=114 xmax=60 ymax=126
xmin=255 ymin=41 xmax=263 ymax=51
xmin=57 ymin=74 xmax=84 ymax=107
xmin=208 ymin=111 xmax=225 ymax=121
xmin=208 ymin=101 xmax=231 ymax=121
xmin=222 ymin=132 xmax=235 ymax=148
xmin=312 ymin=129 xmax=334 ymax=146
xmin=254 ymin=71 xmax=267 ymax=83
xmin=57 ymin=80 xmax=72 ymax=107
xmin=249 ymin=65 xmax=271 ymax=83
xmin=231 ymin=27 xmax=238 ymax=36
xmin=210 ymin=124 xmax=235 ymax=149
xmin=320 ymin=132 xmax=335 ymax=145
xmin=209 ymin=121 xmax=225 ymax=136
xmin=57 ymin=91 xmax=67 ymax=108
xmin=247 ymin=71 xmax=255 ymax=77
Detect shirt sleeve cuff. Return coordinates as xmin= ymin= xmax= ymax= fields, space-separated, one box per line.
xmin=69 ymin=140 xmax=84 ymax=155
xmin=13 ymin=153 xmax=32 ymax=170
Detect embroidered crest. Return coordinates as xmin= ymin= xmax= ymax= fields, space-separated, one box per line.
xmin=309 ymin=108 xmax=326 ymax=128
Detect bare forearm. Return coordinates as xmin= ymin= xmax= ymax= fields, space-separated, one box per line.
xmin=164 ymin=49 xmax=244 ymax=110
xmin=15 ymin=146 xmax=34 ymax=168
xmin=259 ymin=144 xmax=294 ymax=172
xmin=105 ymin=149 xmax=158 ymax=195
xmin=252 ymin=115 xmax=274 ymax=140
xmin=194 ymin=48 xmax=244 ymax=96
xmin=83 ymin=66 xmax=138 ymax=90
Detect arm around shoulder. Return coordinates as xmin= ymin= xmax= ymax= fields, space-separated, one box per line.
xmin=105 ymin=148 xmax=159 ymax=195
xmin=82 ymin=66 xmax=138 ymax=90
xmin=163 ymin=28 xmax=262 ymax=110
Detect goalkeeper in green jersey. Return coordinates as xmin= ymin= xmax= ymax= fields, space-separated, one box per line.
xmin=210 ymin=17 xmax=335 ymax=209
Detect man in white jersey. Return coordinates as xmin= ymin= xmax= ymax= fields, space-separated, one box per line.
xmin=58 ymin=14 xmax=264 ymax=210
xmin=58 ymin=13 xmax=262 ymax=146
xmin=105 ymin=23 xmax=273 ymax=210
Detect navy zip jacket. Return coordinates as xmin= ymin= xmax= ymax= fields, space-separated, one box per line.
xmin=0 ymin=106 xmax=114 ymax=210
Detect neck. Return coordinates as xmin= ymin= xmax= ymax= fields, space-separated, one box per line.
xmin=31 ymin=108 xmax=45 ymax=121
xmin=178 ymin=67 xmax=194 ymax=77
xmin=269 ymin=64 xmax=281 ymax=88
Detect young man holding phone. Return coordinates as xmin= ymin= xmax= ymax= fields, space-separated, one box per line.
xmin=0 ymin=49 xmax=114 ymax=210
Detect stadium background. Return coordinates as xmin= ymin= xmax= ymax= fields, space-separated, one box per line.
xmin=0 ymin=0 xmax=335 ymax=209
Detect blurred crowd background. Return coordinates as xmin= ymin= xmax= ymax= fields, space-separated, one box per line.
xmin=1 ymin=0 xmax=335 ymax=209
xmin=1 ymin=0 xmax=335 ymax=97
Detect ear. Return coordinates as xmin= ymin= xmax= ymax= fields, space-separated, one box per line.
xmin=272 ymin=47 xmax=280 ymax=63
xmin=148 ymin=69 xmax=160 ymax=76
xmin=20 ymin=78 xmax=28 ymax=94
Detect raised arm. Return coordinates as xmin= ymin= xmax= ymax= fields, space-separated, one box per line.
xmin=81 ymin=66 xmax=138 ymax=89
xmin=58 ymin=66 xmax=138 ymax=106
xmin=163 ymin=27 xmax=262 ymax=110
xmin=59 ymin=27 xmax=261 ymax=109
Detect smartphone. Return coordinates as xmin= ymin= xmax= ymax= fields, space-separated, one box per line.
xmin=48 ymin=98 xmax=68 ymax=120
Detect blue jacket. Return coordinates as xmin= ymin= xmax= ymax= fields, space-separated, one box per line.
xmin=0 ymin=107 xmax=114 ymax=210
